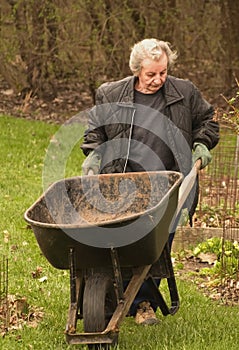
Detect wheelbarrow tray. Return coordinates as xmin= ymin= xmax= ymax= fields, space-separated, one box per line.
xmin=24 ymin=171 xmax=182 ymax=269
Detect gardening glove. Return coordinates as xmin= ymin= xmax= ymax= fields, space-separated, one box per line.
xmin=192 ymin=142 xmax=212 ymax=169
xmin=81 ymin=150 xmax=101 ymax=175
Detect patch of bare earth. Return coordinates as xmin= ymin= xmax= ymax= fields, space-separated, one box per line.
xmin=174 ymin=253 xmax=239 ymax=305
xmin=0 ymin=78 xmax=93 ymax=124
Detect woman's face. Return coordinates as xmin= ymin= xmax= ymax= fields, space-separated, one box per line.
xmin=136 ymin=52 xmax=168 ymax=94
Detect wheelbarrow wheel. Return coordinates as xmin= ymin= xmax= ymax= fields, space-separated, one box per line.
xmin=83 ymin=273 xmax=118 ymax=349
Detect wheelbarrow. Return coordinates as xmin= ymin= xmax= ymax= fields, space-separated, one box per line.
xmin=24 ymin=171 xmax=183 ymax=349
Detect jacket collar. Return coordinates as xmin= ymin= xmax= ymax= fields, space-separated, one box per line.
xmin=119 ymin=75 xmax=184 ymax=106
xmin=163 ymin=76 xmax=184 ymax=106
xmin=117 ymin=76 xmax=135 ymax=104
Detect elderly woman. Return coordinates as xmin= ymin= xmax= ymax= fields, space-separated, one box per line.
xmin=81 ymin=38 xmax=219 ymax=325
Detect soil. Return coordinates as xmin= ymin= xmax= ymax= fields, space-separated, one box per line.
xmin=0 ymin=78 xmax=93 ymax=124
xmin=174 ymin=254 xmax=239 ymax=305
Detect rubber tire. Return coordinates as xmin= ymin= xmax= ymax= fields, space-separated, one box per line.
xmin=83 ymin=274 xmax=118 ymax=350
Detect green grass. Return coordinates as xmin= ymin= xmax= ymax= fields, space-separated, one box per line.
xmin=0 ymin=115 xmax=239 ymax=350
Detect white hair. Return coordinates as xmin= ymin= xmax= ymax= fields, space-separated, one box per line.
xmin=129 ymin=38 xmax=178 ymax=76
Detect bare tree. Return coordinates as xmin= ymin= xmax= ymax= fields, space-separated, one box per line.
xmin=0 ymin=0 xmax=236 ymax=106
xmin=1 ymin=0 xmax=59 ymax=99
xmin=220 ymin=0 xmax=239 ymax=91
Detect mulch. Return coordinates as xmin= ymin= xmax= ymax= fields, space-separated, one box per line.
xmin=175 ymin=255 xmax=239 ymax=305
xmin=0 ymin=78 xmax=93 ymax=124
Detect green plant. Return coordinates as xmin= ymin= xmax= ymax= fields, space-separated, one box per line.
xmin=193 ymin=237 xmax=222 ymax=257
xmin=221 ymin=78 xmax=239 ymax=134
xmin=195 ymin=202 xmax=239 ymax=228
xmin=193 ymin=237 xmax=239 ymax=277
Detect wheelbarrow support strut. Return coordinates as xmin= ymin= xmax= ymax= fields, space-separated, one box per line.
xmin=146 ymin=243 xmax=180 ymax=316
xmin=65 ymin=246 xmax=151 ymax=345
xmin=65 ymin=244 xmax=180 ymax=346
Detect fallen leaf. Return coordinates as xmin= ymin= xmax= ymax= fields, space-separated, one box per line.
xmin=197 ymin=252 xmax=217 ymax=265
xmin=38 ymin=276 xmax=47 ymax=283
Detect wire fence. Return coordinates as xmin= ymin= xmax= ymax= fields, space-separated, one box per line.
xmin=0 ymin=256 xmax=9 ymax=332
xmin=197 ymin=123 xmax=239 ymax=298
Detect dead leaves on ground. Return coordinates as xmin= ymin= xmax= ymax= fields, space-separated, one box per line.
xmin=175 ymin=252 xmax=239 ymax=305
xmin=0 ymin=266 xmax=45 ymax=337
xmin=0 ymin=294 xmax=44 ymax=337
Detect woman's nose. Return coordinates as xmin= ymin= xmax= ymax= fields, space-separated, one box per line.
xmin=153 ymin=76 xmax=161 ymax=84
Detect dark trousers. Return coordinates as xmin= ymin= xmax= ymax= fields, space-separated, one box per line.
xmin=127 ymin=231 xmax=175 ymax=316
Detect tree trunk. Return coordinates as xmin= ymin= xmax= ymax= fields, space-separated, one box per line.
xmin=220 ymin=0 xmax=239 ymax=91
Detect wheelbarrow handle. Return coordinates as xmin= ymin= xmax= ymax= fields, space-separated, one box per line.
xmin=194 ymin=158 xmax=202 ymax=172
xmin=173 ymin=158 xmax=202 ymax=222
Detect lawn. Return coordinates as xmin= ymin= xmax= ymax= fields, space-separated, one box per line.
xmin=0 ymin=115 xmax=238 ymax=350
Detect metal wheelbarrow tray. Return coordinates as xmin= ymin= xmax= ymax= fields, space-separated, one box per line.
xmin=24 ymin=171 xmax=183 ymax=349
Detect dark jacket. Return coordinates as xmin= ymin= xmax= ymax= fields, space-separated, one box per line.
xmin=81 ymin=75 xmax=219 ymax=176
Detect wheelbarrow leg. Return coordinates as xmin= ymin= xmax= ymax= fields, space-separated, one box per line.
xmin=162 ymin=243 xmax=180 ymax=315
xmin=145 ymin=275 xmax=179 ymax=316
xmin=110 ymin=248 xmax=124 ymax=302
xmin=65 ymin=263 xmax=152 ymax=346
xmin=146 ymin=243 xmax=180 ymax=316
xmin=65 ymin=248 xmax=84 ymax=334
xmin=82 ymin=249 xmax=151 ymax=348
xmin=104 ymin=264 xmax=152 ymax=333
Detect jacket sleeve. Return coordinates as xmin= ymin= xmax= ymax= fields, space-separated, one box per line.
xmin=80 ymin=103 xmax=107 ymax=156
xmin=95 ymin=85 xmax=106 ymax=105
xmin=80 ymin=83 xmax=117 ymax=155
xmin=191 ymin=85 xmax=219 ymax=150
